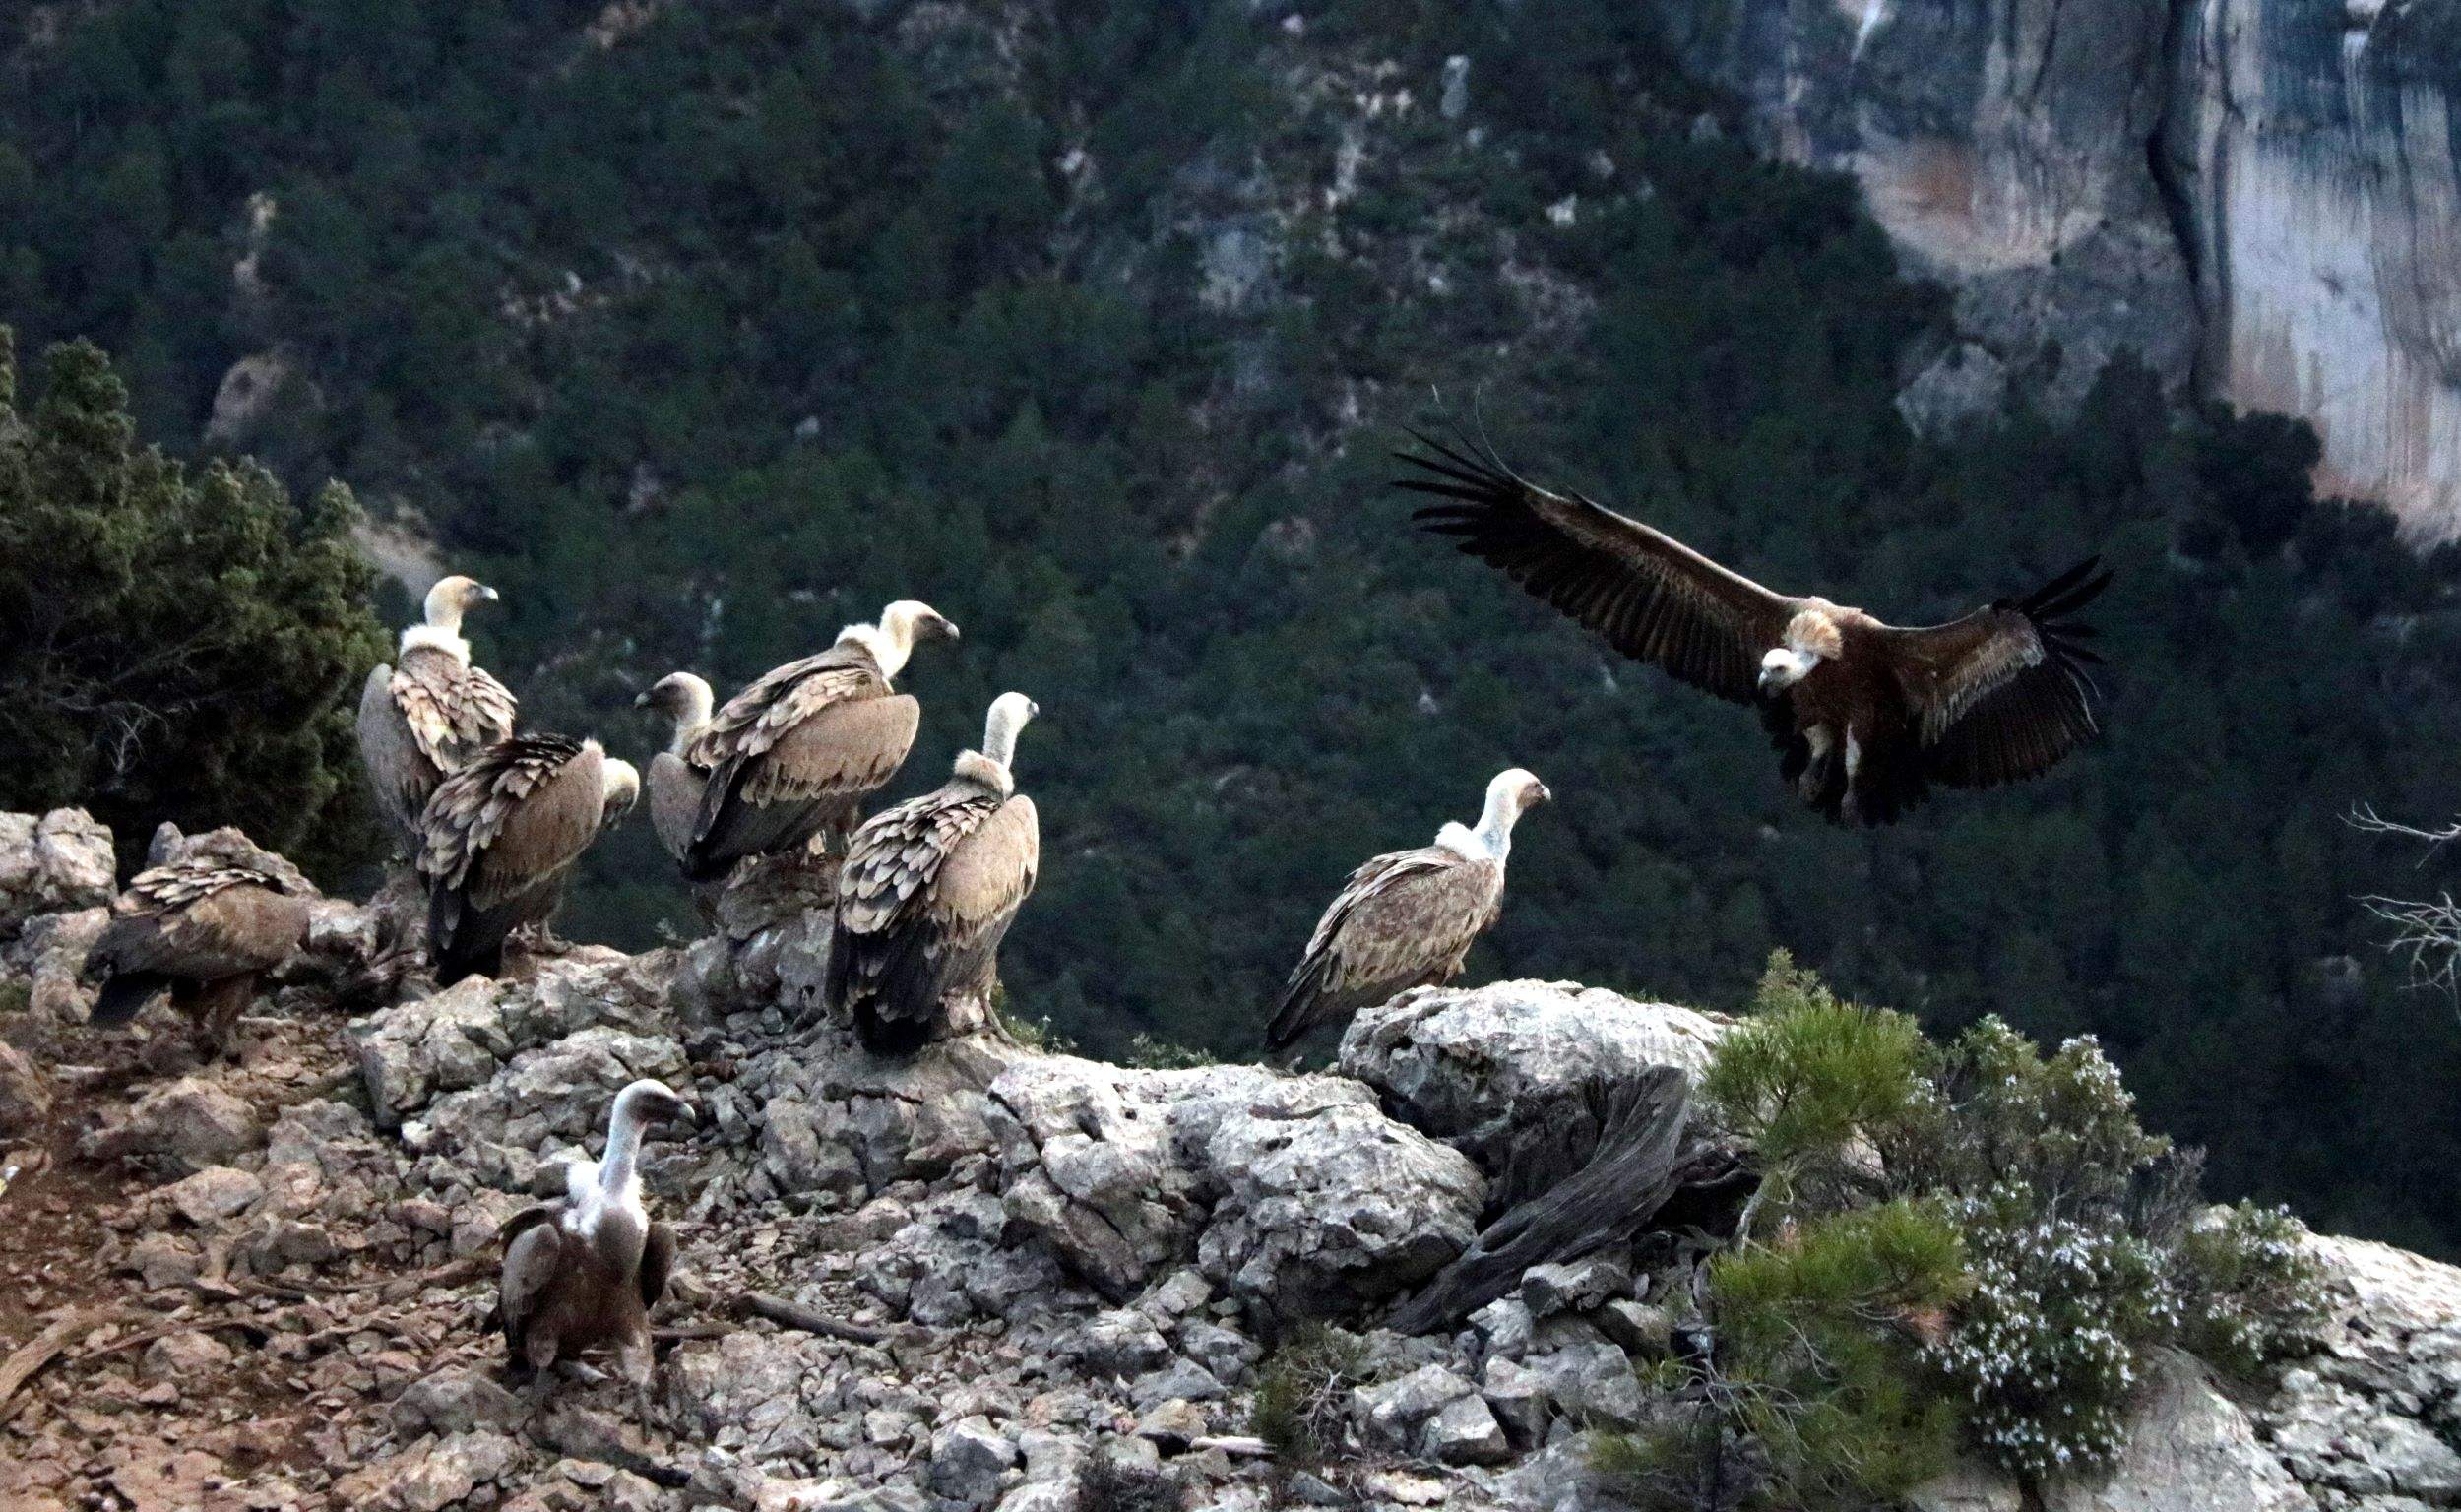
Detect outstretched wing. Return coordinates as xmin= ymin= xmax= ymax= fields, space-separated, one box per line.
xmin=1877 ymin=558 xmax=2113 ymax=789
xmin=1400 ymin=430 xmax=1801 ymax=703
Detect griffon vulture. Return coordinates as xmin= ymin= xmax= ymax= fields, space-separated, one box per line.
xmin=636 ymin=672 xmax=715 ymax=866
xmin=1399 ymin=434 xmax=2112 ymax=824
xmin=496 ymin=1078 xmax=695 ymax=1417
xmin=681 ymin=601 xmax=959 ymax=883
xmin=418 ymin=733 xmax=618 ymax=986
xmin=828 ymin=692 xmax=1041 ymax=1054
xmin=82 ymin=859 xmax=313 ymax=1058
xmin=1267 ymin=768 xmax=1550 ymax=1051
xmin=357 ymin=575 xmax=519 ymax=851
xmin=599 ymin=758 xmax=641 ymax=836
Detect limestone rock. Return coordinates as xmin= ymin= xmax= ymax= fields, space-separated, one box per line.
xmin=1340 ymin=980 xmax=1729 ymax=1168
xmin=81 ymin=1076 xmax=265 ymax=1170
xmin=0 ymin=1040 xmax=51 ymax=1133
xmin=0 ymin=808 xmax=114 ymax=939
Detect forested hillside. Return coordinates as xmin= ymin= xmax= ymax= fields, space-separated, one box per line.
xmin=6 ymin=0 xmax=2461 ymax=1250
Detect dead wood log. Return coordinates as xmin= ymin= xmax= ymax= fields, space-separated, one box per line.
xmin=1388 ymin=1066 xmax=1693 ymax=1335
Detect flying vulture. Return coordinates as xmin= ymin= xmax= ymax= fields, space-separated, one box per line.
xmin=1267 ymin=768 xmax=1550 ymax=1051
xmin=418 ymin=733 xmax=619 ymax=986
xmin=496 ymin=1078 xmax=695 ymax=1418
xmin=1400 ymin=434 xmax=2112 ymax=824
xmin=357 ymin=575 xmax=519 ymax=851
xmin=82 ymin=858 xmax=313 ymax=1058
xmin=635 ymin=672 xmax=715 ymax=866
xmin=828 ymin=692 xmax=1041 ymax=1053
xmin=680 ymin=600 xmax=959 ymax=883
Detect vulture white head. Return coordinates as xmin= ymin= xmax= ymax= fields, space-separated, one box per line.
xmin=1445 ymin=767 xmax=1551 ymax=860
xmin=599 ymin=759 xmax=642 ymax=835
xmin=635 ymin=672 xmax=715 ymax=751
xmin=1758 ymin=607 xmax=1844 ymax=695
xmin=422 ymin=574 xmax=500 ymax=631
xmin=846 ymin=599 xmax=961 ymax=678
xmin=956 ymin=692 xmax=1038 ymax=795
xmin=577 ymin=1077 xmax=698 ymax=1221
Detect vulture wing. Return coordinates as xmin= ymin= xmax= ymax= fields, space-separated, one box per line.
xmin=1876 ymin=558 xmax=2113 ymax=789
xmin=685 ymin=647 xmax=884 ymax=770
xmin=87 ymin=862 xmax=307 ymax=1025
xmin=497 ymin=1212 xmax=569 ymax=1360
xmin=1267 ymin=847 xmax=1501 ymax=1050
xmin=638 ymin=1220 xmax=678 ymax=1309
xmin=356 ymin=663 xmax=434 ymax=844
xmin=827 ymin=786 xmax=1008 ymax=1043
xmin=1400 ymin=431 xmax=1800 ymax=703
xmin=392 ymin=644 xmax=518 ymax=771
xmin=686 ymin=691 xmax=917 ymax=879
xmin=420 ymin=735 xmax=605 ymax=983
xmin=646 ymin=752 xmax=705 ymax=864
xmin=854 ymin=795 xmax=1039 ymax=1053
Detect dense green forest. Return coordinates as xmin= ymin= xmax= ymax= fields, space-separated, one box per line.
xmin=6 ymin=0 xmax=2461 ymax=1251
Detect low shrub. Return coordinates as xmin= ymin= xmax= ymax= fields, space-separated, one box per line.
xmin=1248 ymin=1323 xmax=1366 ymax=1467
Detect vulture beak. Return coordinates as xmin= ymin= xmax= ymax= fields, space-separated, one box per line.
xmin=930 ymin=615 xmax=961 ymax=644
xmin=633 ymin=689 xmax=655 ymax=710
xmin=1534 ymin=782 xmax=1552 ymax=804
xmin=1028 ymin=699 xmax=1041 ymax=719
xmin=659 ymin=1097 xmax=699 ymax=1130
xmin=475 ymin=584 xmax=501 ymax=604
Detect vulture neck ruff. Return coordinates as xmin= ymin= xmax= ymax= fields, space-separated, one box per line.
xmin=1440 ymin=775 xmax=1530 ymax=861
xmin=399 ymin=623 xmax=473 ymax=665
xmin=953 ymin=750 xmax=1014 ymax=798
xmin=837 ymin=622 xmax=909 ymax=680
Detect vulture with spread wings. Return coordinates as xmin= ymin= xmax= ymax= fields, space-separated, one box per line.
xmin=1401 ymin=433 xmax=2111 ymax=824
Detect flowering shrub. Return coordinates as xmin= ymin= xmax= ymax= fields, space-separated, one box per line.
xmin=1923 ymin=1182 xmax=2179 ymax=1478
xmin=2175 ymin=1201 xmax=2329 ymax=1376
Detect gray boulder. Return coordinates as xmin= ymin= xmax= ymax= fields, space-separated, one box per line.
xmin=1339 ymin=980 xmax=1729 ymax=1168
xmin=0 ymin=808 xmax=114 ymax=940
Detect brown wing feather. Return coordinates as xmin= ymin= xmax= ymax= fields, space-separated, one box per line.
xmin=498 ymin=1215 xmax=569 ymax=1357
xmin=357 ymin=663 xmax=437 ymax=843
xmin=96 ymin=862 xmax=306 ymax=980
xmin=1268 ymin=848 xmax=1502 ymax=1049
xmin=928 ymin=796 xmax=1040 ymax=945
xmin=392 ymin=644 xmax=518 ymax=770
xmin=685 ymin=646 xmax=887 ymax=770
xmin=1400 ymin=432 xmax=1800 ymax=703
xmin=646 ymin=752 xmax=705 ymax=864
xmin=468 ymin=748 xmax=608 ymax=910
xmin=417 ymin=734 xmax=599 ymax=896
xmin=1877 ymin=559 xmax=2112 ymax=788
xmin=741 ymin=693 xmax=919 ymax=805
xmin=638 ymin=1221 xmax=677 ymax=1310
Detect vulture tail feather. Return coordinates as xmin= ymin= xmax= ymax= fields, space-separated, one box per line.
xmin=90 ymin=971 xmax=172 ymax=1028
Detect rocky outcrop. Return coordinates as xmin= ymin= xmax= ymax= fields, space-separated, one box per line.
xmin=10 ymin=809 xmax=2461 ymax=1512
xmin=1694 ymin=0 xmax=2461 ymax=541
xmin=0 ymin=806 xmax=113 ymax=941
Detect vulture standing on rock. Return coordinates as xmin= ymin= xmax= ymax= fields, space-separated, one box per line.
xmin=417 ymin=733 xmax=619 ymax=986
xmin=1267 ymin=768 xmax=1551 ymax=1052
xmin=496 ymin=1078 xmax=695 ymax=1418
xmin=1399 ymin=433 xmax=2112 ymax=824
xmin=681 ymin=601 xmax=960 ymax=883
xmin=636 ymin=672 xmax=715 ymax=867
xmin=82 ymin=858 xmax=313 ymax=1058
xmin=357 ymin=575 xmax=520 ymax=851
xmin=828 ymin=692 xmax=1041 ymax=1053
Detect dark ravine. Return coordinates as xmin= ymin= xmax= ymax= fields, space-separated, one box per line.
xmin=4 ymin=803 xmax=2461 ymax=1512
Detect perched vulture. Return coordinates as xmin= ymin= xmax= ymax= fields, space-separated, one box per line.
xmin=418 ymin=733 xmax=618 ymax=986
xmin=681 ymin=601 xmax=960 ymax=883
xmin=1400 ymin=434 xmax=2112 ymax=824
xmin=82 ymin=858 xmax=312 ymax=1058
xmin=828 ymin=692 xmax=1041 ymax=1054
xmin=635 ymin=672 xmax=715 ymax=867
xmin=1267 ymin=768 xmax=1550 ymax=1051
xmin=356 ymin=575 xmax=519 ymax=852
xmin=496 ymin=1078 xmax=695 ymax=1417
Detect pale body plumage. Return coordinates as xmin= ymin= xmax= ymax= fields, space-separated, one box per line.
xmin=417 ymin=733 xmax=615 ymax=985
xmin=81 ymin=858 xmax=312 ymax=1056
xmin=357 ymin=576 xmax=518 ymax=850
xmin=828 ymin=693 xmax=1041 ymax=1053
xmin=1266 ymin=769 xmax=1550 ymax=1051
xmin=681 ymin=602 xmax=957 ymax=883
xmin=496 ymin=1079 xmax=694 ymax=1417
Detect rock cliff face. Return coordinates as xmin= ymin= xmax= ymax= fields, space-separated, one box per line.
xmin=1692 ymin=0 xmax=2461 ymax=540
xmin=5 ymin=806 xmax=2461 ymax=1512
